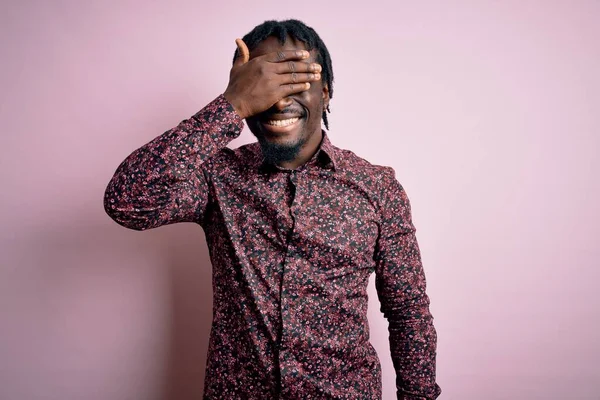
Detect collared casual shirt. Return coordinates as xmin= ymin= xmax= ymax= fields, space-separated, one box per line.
xmin=104 ymin=94 xmax=441 ymax=400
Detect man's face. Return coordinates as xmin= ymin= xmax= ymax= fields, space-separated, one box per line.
xmin=246 ymin=36 xmax=330 ymax=165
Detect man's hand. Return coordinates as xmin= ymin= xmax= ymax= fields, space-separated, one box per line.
xmin=223 ymin=38 xmax=322 ymax=119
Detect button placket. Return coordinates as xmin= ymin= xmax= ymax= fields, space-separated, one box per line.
xmin=279 ymin=169 xmax=299 ymax=394
xmin=289 ymin=170 xmax=303 ymax=217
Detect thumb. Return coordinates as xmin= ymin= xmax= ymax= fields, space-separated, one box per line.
xmin=234 ymin=38 xmax=250 ymax=66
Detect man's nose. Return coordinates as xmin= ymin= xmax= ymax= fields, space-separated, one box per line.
xmin=273 ymin=97 xmax=293 ymax=111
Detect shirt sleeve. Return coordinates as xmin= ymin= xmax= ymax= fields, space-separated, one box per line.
xmin=104 ymin=94 xmax=244 ymax=230
xmin=373 ymin=166 xmax=441 ymax=400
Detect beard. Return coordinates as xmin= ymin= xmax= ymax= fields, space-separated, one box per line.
xmin=255 ymin=132 xmax=307 ymax=165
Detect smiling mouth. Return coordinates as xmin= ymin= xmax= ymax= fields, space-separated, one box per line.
xmin=264 ymin=117 xmax=300 ymax=127
xmin=260 ymin=116 xmax=303 ymax=133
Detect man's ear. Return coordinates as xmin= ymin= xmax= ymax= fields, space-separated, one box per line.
xmin=322 ymin=83 xmax=330 ymax=109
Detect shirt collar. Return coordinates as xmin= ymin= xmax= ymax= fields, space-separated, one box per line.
xmin=258 ymin=130 xmax=338 ymax=173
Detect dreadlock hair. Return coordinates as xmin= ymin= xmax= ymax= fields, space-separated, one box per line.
xmin=232 ymin=19 xmax=334 ymax=130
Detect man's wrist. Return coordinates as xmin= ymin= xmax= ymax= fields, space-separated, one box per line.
xmin=222 ymin=91 xmax=247 ymax=119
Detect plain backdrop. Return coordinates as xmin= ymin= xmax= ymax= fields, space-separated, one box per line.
xmin=1 ymin=1 xmax=599 ymax=399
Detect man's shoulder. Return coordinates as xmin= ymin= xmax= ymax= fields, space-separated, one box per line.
xmin=334 ymin=144 xmax=397 ymax=182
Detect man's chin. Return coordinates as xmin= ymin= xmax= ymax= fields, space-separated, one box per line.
xmin=257 ymin=134 xmax=303 ymax=164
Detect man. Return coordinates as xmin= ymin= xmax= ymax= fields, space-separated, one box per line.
xmin=104 ymin=19 xmax=441 ymax=400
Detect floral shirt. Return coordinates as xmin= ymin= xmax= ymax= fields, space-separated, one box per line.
xmin=104 ymin=94 xmax=441 ymax=400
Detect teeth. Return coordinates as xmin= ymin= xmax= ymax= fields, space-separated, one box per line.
xmin=266 ymin=118 xmax=299 ymax=127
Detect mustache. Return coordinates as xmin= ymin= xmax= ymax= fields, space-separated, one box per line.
xmin=261 ymin=107 xmax=305 ymax=118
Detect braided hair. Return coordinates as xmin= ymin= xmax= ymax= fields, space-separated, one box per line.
xmin=232 ymin=19 xmax=334 ymax=130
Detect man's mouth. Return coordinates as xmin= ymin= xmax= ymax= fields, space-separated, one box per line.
xmin=260 ymin=115 xmax=303 ymax=133
xmin=264 ymin=117 xmax=300 ymax=127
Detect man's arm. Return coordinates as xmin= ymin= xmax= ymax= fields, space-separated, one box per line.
xmin=104 ymin=39 xmax=322 ymax=230
xmin=103 ymin=95 xmax=243 ymax=230
xmin=373 ymin=166 xmax=441 ymax=400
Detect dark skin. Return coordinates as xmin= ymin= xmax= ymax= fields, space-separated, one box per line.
xmin=223 ymin=37 xmax=330 ymax=169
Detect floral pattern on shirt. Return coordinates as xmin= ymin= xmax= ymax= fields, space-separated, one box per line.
xmin=104 ymin=94 xmax=441 ymax=400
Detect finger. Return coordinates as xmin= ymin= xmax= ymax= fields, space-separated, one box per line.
xmin=274 ymin=61 xmax=322 ymax=74
xmin=278 ymin=72 xmax=321 ymax=85
xmin=234 ymin=38 xmax=250 ymax=66
xmin=266 ymin=49 xmax=310 ymax=63
xmin=279 ymin=82 xmax=311 ymax=98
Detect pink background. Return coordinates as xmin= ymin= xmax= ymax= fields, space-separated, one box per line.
xmin=1 ymin=1 xmax=599 ymax=399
